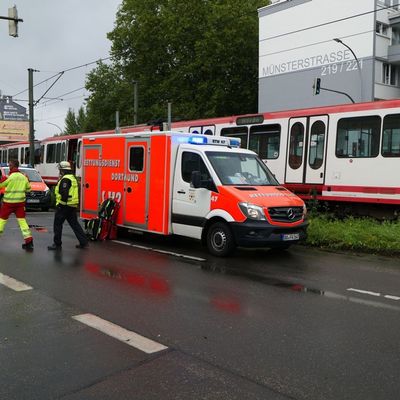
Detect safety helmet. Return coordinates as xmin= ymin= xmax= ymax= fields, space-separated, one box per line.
xmin=58 ymin=161 xmax=72 ymax=170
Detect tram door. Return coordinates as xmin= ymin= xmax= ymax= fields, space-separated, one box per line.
xmin=285 ymin=116 xmax=328 ymax=184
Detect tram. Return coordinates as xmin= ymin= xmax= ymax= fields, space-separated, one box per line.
xmin=1 ymin=99 xmax=399 ymax=215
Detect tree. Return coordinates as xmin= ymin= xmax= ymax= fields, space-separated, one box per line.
xmin=84 ymin=0 xmax=269 ymax=129
xmin=76 ymin=106 xmax=87 ymax=133
xmin=64 ymin=108 xmax=79 ymax=135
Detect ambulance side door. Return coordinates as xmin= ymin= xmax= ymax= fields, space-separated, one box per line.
xmin=123 ymin=139 xmax=150 ymax=229
xmin=172 ymin=149 xmax=214 ymax=239
xmin=81 ymin=144 xmax=102 ymax=217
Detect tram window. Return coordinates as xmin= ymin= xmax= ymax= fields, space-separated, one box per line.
xmin=249 ymin=124 xmax=281 ymax=159
xmin=34 ymin=146 xmax=41 ymax=164
xmin=46 ymin=144 xmax=56 ymax=163
xmin=56 ymin=143 xmax=62 ymax=162
xmin=24 ymin=148 xmax=30 ymax=164
xmin=382 ymin=114 xmax=400 ymax=157
xmin=9 ymin=148 xmax=18 ymax=160
xmin=129 ymin=146 xmax=144 ymax=172
xmin=61 ymin=142 xmax=66 ymax=161
xmin=309 ymin=120 xmax=325 ymax=169
xmin=336 ymin=116 xmax=380 ymax=158
xmin=77 ymin=141 xmax=82 ymax=169
xmin=40 ymin=145 xmax=44 ymax=163
xmin=221 ymin=127 xmax=248 ymax=148
xmin=289 ymin=122 xmax=304 ymax=169
xmin=189 ymin=125 xmax=215 ymax=135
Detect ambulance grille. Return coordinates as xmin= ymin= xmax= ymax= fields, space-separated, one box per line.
xmin=267 ymin=206 xmax=303 ymax=223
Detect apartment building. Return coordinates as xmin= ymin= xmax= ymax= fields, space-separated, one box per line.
xmin=258 ymin=0 xmax=400 ymax=111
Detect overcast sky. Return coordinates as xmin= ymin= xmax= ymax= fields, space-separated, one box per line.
xmin=0 ymin=0 xmax=122 ymax=139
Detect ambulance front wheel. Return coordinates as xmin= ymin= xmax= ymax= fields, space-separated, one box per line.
xmin=206 ymin=222 xmax=236 ymax=257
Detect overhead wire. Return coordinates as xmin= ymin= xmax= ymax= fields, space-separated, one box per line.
xmin=260 ymin=2 xmax=400 ymax=43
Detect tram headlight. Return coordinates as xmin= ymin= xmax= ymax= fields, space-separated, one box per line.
xmin=239 ymin=202 xmax=266 ymax=220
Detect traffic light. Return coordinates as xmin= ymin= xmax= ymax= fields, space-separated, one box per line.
xmin=313 ymin=78 xmax=321 ymax=95
xmin=8 ymin=6 xmax=19 ymax=37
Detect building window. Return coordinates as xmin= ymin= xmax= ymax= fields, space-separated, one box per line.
xmin=376 ymin=22 xmax=389 ymax=36
xmin=336 ymin=116 xmax=381 ymax=158
xmin=383 ymin=63 xmax=398 ymax=85
xmin=392 ymin=27 xmax=400 ymax=45
xmin=378 ymin=0 xmax=398 ymax=9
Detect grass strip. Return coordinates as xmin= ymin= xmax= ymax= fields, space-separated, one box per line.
xmin=306 ymin=215 xmax=400 ymax=256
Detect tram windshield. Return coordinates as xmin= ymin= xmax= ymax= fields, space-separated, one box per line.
xmin=206 ymin=151 xmax=278 ymax=186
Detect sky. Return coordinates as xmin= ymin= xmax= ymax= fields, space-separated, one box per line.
xmin=0 ymin=0 xmax=122 ymax=139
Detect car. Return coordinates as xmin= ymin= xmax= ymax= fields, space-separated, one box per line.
xmin=0 ymin=165 xmax=51 ymax=211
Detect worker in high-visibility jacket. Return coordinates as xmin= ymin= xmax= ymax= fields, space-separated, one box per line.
xmin=48 ymin=161 xmax=88 ymax=250
xmin=0 ymin=159 xmax=33 ymax=250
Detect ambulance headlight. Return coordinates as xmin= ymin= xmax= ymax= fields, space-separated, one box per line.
xmin=239 ymin=202 xmax=266 ymax=220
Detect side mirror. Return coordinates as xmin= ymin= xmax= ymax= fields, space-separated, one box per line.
xmin=191 ymin=170 xmax=201 ymax=188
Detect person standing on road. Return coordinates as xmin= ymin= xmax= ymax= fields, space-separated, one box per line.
xmin=48 ymin=161 xmax=88 ymax=250
xmin=0 ymin=159 xmax=34 ymax=250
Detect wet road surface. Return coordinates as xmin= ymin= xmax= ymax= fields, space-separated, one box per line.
xmin=0 ymin=211 xmax=399 ymax=399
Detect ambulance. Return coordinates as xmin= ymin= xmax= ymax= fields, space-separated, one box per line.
xmin=80 ymin=131 xmax=308 ymax=256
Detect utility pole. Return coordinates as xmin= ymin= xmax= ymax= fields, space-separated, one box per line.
xmin=28 ymin=68 xmax=35 ymax=166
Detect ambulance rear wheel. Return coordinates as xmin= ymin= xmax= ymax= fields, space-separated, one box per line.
xmin=206 ymin=222 xmax=235 ymax=257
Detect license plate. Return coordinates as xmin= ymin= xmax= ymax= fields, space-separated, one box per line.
xmin=282 ymin=233 xmax=300 ymax=241
xmin=27 ymin=199 xmax=40 ymax=203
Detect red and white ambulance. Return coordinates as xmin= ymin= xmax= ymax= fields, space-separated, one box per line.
xmin=80 ymin=131 xmax=308 ymax=256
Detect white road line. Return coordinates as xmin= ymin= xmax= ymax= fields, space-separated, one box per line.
xmin=347 ymin=288 xmax=400 ymax=302
xmin=72 ymin=313 xmax=168 ymax=354
xmin=347 ymin=288 xmax=381 ymax=297
xmin=113 ymin=240 xmax=206 ymax=262
xmin=0 ymin=273 xmax=33 ymax=292
xmin=384 ymin=295 xmax=400 ymax=301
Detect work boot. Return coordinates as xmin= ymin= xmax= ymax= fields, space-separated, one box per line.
xmin=75 ymin=243 xmax=89 ymax=249
xmin=48 ymin=244 xmax=62 ymax=250
xmin=22 ymin=241 xmax=34 ymax=251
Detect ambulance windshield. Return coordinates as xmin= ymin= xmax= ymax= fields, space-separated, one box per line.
xmin=206 ymin=152 xmax=278 ymax=186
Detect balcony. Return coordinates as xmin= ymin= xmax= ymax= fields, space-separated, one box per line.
xmin=388 ymin=44 xmax=400 ymax=64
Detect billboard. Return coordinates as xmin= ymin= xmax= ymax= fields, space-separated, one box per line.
xmin=0 ymin=120 xmax=29 ymax=141
xmin=0 ymin=96 xmax=29 ymax=141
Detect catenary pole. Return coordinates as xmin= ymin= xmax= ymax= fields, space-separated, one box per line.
xmin=28 ymin=68 xmax=35 ymax=166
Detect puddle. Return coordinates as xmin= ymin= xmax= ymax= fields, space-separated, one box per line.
xmin=201 ymin=264 xmax=325 ymax=296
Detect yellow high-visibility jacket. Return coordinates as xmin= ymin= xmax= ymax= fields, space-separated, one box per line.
xmin=0 ymin=171 xmax=31 ymax=203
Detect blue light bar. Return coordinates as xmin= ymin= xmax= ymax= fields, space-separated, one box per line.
xmin=228 ymin=138 xmax=241 ymax=148
xmin=189 ymin=136 xmax=208 ymax=145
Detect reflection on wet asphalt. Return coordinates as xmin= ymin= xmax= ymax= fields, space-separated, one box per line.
xmin=201 ymin=263 xmax=325 ymax=296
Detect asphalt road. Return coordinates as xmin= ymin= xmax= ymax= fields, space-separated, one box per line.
xmin=0 ymin=211 xmax=399 ymax=400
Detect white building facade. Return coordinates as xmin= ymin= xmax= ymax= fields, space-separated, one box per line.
xmin=258 ymin=0 xmax=400 ymax=111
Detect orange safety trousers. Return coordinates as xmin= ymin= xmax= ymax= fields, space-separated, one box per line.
xmin=0 ymin=202 xmax=33 ymax=243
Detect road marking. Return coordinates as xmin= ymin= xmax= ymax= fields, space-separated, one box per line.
xmin=384 ymin=295 xmax=400 ymax=301
xmin=72 ymin=313 xmax=168 ymax=354
xmin=113 ymin=240 xmax=206 ymax=262
xmin=0 ymin=273 xmax=33 ymax=291
xmin=347 ymin=288 xmax=380 ymax=297
xmin=347 ymin=288 xmax=400 ymax=301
